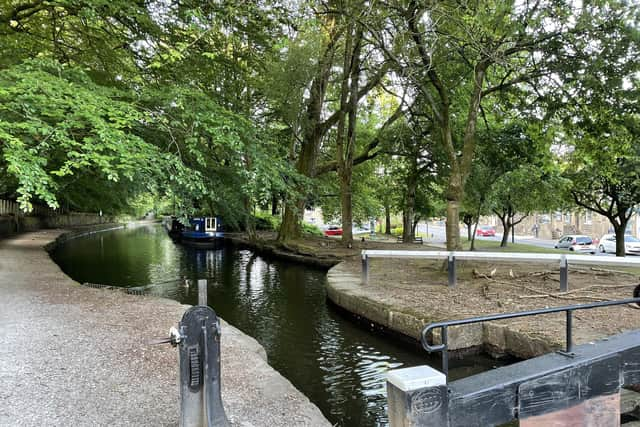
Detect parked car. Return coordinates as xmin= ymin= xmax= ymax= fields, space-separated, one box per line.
xmin=554 ymin=235 xmax=596 ymax=254
xmin=323 ymin=225 xmax=343 ymax=236
xmin=476 ymin=225 xmax=496 ymax=237
xmin=598 ymin=234 xmax=640 ymax=255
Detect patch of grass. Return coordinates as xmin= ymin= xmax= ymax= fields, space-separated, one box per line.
xmin=463 ymin=239 xmax=570 ymax=254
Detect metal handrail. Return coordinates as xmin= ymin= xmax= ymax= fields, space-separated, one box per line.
xmin=421 ymin=297 xmax=640 ymax=375
xmin=361 ymin=249 xmax=640 ymax=266
xmin=360 ymin=249 xmax=640 ymax=290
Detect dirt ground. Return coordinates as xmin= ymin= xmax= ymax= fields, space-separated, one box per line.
xmin=249 ymin=232 xmax=640 ymax=353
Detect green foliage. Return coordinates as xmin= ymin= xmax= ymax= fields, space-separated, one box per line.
xmin=488 ymin=164 xmax=566 ymax=216
xmin=0 ymin=59 xmax=194 ymax=211
xmin=2 ymin=0 xmax=638 ymax=244
xmin=254 ymin=212 xmax=281 ymax=231
xmin=391 ymin=226 xmax=403 ymax=237
xmin=301 ymin=222 xmax=322 ymax=236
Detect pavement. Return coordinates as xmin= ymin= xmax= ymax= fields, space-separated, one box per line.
xmin=0 ymin=229 xmax=330 ymax=427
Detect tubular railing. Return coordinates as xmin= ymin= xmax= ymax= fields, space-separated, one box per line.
xmin=420 ymin=297 xmax=640 ymax=375
xmin=361 ymin=249 xmax=640 ymax=290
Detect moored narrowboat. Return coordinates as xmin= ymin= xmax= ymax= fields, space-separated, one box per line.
xmin=168 ymin=216 xmax=224 ymax=248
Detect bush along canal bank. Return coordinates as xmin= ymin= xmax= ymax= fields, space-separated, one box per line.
xmin=49 ymin=225 xmax=505 ymax=426
xmin=0 ymin=227 xmax=329 ymax=427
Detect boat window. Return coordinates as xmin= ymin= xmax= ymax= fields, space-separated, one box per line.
xmin=205 ymin=217 xmax=217 ymax=231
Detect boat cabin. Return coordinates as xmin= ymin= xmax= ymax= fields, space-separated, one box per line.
xmin=190 ymin=217 xmax=222 ymax=233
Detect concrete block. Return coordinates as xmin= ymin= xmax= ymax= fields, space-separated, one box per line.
xmin=387 ymin=365 xmax=448 ymax=427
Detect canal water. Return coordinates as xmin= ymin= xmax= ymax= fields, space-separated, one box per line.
xmin=51 ymin=225 xmax=500 ymax=426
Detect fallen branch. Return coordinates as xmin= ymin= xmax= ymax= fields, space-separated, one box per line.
xmin=528 ymin=270 xmax=556 ymax=277
xmin=589 ymin=267 xmax=637 ymax=276
xmin=519 ymin=294 xmax=613 ymax=302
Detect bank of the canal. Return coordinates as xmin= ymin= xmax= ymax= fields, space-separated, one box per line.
xmin=326 ymin=256 xmax=640 ymax=360
xmin=0 ymin=228 xmax=330 ymax=427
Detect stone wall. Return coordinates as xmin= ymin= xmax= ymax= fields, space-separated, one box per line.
xmin=0 ymin=212 xmax=114 ymax=237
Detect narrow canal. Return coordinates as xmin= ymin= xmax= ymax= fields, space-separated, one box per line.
xmin=51 ymin=225 xmax=499 ymax=426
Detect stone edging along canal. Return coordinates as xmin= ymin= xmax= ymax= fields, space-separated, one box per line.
xmin=325 ymin=262 xmax=557 ymax=360
xmin=0 ymin=226 xmax=330 ymax=427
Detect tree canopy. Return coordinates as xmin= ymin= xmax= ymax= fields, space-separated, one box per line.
xmin=1 ymin=0 xmax=639 ymax=250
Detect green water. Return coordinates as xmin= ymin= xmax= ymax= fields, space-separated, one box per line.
xmin=51 ymin=225 xmax=503 ymax=426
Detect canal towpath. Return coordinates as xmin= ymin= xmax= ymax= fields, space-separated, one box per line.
xmin=0 ymin=228 xmax=330 ymax=427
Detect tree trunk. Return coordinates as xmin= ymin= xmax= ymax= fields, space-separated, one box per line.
xmin=402 ymin=208 xmax=413 ymax=241
xmin=445 ymin=170 xmax=463 ymax=250
xmin=337 ymin=20 xmax=361 ymax=247
xmin=385 ymin=207 xmax=391 ymax=234
xmin=462 ymin=213 xmax=473 ymax=241
xmin=277 ymin=17 xmax=339 ymax=243
xmin=245 ymin=202 xmax=256 ymax=241
xmin=412 ymin=215 xmax=421 ymax=237
xmin=614 ymin=219 xmax=628 ymax=257
xmin=470 ymin=221 xmax=479 ymax=251
xmin=470 ymin=199 xmax=483 ymax=251
xmin=402 ymin=159 xmax=418 ymax=242
xmin=271 ymin=194 xmax=278 ymax=216
xmin=279 ymin=198 xmax=304 ymax=241
xmin=340 ymin=171 xmax=353 ymax=244
xmin=497 ymin=213 xmax=510 ymax=247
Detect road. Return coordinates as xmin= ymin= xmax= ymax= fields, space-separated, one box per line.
xmin=416 ymin=222 xmax=621 ymax=257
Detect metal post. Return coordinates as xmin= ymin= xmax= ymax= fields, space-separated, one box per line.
xmin=448 ymin=254 xmax=456 ymax=287
xmin=362 ymin=254 xmax=369 ymax=284
xmin=559 ymin=256 xmax=568 ymax=292
xmin=566 ymin=310 xmax=573 ymax=353
xmin=176 ymin=306 xmax=230 ymax=427
xmin=387 ymin=365 xmax=448 ymax=427
xmin=198 ymin=279 xmax=207 ymax=306
xmin=441 ymin=326 xmax=449 ymax=376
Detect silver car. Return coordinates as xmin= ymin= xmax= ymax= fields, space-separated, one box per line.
xmin=598 ymin=234 xmax=640 ymax=255
xmin=554 ymin=235 xmax=596 ymax=254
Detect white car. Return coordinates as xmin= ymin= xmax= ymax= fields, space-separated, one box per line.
xmin=554 ymin=235 xmax=596 ymax=254
xmin=598 ymin=234 xmax=640 ymax=255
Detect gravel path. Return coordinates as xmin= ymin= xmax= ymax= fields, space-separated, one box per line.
xmin=0 ymin=229 xmax=330 ymax=427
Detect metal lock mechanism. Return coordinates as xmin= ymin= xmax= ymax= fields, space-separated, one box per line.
xmin=151 ymin=305 xmax=228 ymax=427
xmin=175 ymin=305 xmax=229 ymax=427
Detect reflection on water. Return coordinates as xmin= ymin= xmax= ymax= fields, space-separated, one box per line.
xmin=52 ymin=225 xmax=501 ymax=426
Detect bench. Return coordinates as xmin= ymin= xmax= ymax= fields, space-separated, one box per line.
xmin=397 ymin=236 xmax=423 ymax=244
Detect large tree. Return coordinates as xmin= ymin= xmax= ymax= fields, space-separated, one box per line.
xmin=273 ymin=1 xmax=396 ymax=244
xmin=564 ymin=117 xmax=640 ymax=256
xmin=551 ymin=3 xmax=640 ymax=256
xmin=369 ymin=0 xmax=635 ymax=250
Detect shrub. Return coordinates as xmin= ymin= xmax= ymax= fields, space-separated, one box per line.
xmin=254 ymin=212 xmax=281 ymax=231
xmin=302 ymin=222 xmax=323 ymax=236
xmin=391 ymin=226 xmax=403 ymax=236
